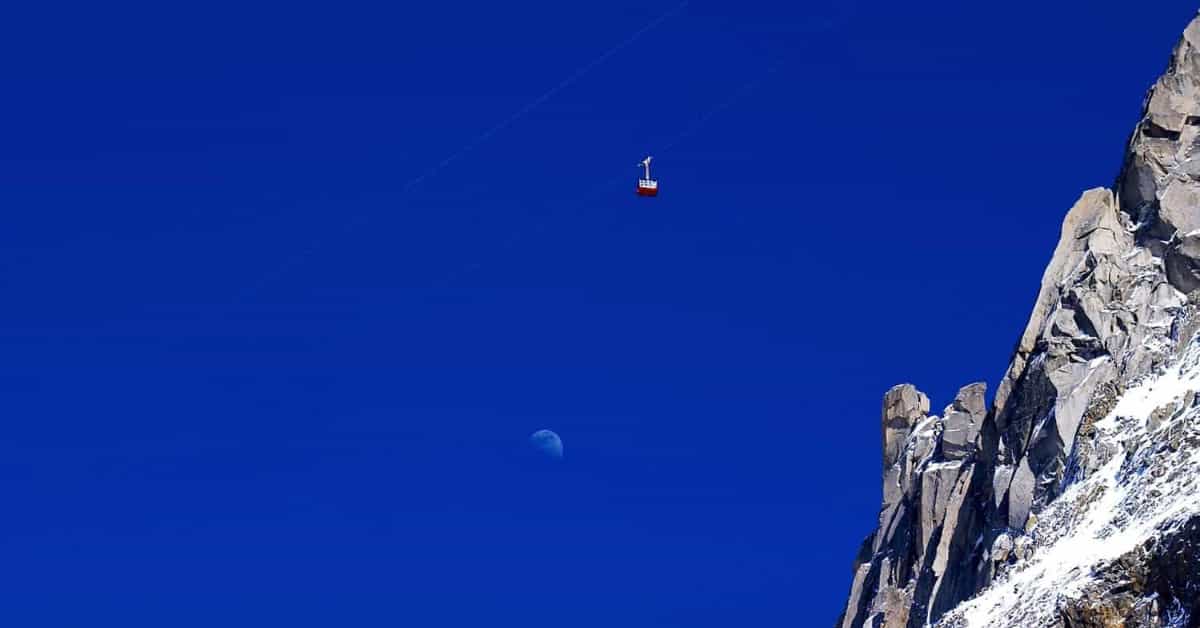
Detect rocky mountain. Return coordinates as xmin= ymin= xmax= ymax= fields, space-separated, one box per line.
xmin=837 ymin=13 xmax=1200 ymax=628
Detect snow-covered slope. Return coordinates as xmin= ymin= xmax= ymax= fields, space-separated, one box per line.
xmin=945 ymin=337 xmax=1200 ymax=626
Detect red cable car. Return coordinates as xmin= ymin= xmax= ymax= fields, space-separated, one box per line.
xmin=637 ymin=156 xmax=658 ymax=197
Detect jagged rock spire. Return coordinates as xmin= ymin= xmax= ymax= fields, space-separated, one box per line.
xmin=882 ymin=384 xmax=929 ymax=470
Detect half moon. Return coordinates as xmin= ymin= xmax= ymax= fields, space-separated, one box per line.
xmin=529 ymin=429 xmax=564 ymax=460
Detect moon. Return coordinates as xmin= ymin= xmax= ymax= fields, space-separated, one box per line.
xmin=529 ymin=429 xmax=563 ymax=460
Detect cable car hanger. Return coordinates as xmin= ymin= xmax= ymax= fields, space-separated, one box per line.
xmin=637 ymin=156 xmax=658 ymax=197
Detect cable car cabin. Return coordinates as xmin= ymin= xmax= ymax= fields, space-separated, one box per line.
xmin=636 ymin=156 xmax=658 ymax=197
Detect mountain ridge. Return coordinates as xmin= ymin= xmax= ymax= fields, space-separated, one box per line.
xmin=837 ymin=11 xmax=1200 ymax=627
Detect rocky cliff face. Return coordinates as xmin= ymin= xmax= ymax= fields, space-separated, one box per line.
xmin=837 ymin=13 xmax=1200 ymax=628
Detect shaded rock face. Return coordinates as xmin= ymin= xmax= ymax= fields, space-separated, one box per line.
xmin=837 ymin=13 xmax=1200 ymax=628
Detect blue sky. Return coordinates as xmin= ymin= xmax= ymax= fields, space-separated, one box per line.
xmin=2 ymin=1 xmax=1198 ymax=625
